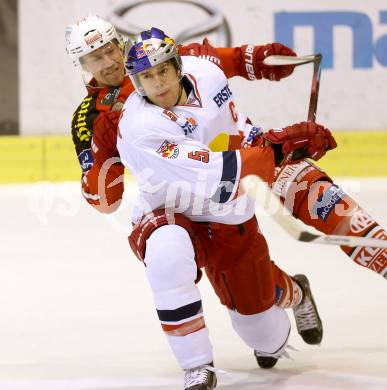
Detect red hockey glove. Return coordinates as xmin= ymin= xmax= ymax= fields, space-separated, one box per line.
xmin=263 ymin=121 xmax=337 ymax=165
xmin=178 ymin=38 xmax=223 ymax=69
xmin=86 ymin=110 xmax=125 ymax=213
xmin=92 ymin=110 xmax=121 ymax=164
xmin=241 ymin=43 xmax=296 ymax=81
xmin=81 ymin=161 xmax=124 ymax=213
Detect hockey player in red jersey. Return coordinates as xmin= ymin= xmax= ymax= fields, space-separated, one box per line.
xmin=66 ymin=15 xmax=386 ymax=280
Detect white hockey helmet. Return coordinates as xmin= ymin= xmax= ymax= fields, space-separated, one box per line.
xmin=65 ymin=14 xmax=123 ymax=67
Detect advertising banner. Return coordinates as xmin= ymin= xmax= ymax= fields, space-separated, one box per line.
xmin=18 ymin=0 xmax=387 ymax=135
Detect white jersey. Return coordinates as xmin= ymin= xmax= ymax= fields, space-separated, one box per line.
xmin=118 ymin=56 xmax=256 ymax=224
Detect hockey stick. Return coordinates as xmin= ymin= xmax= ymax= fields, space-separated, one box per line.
xmin=263 ymin=54 xmax=319 ymax=66
xmin=263 ymin=53 xmax=322 ymax=123
xmin=263 ymin=53 xmax=322 ymax=161
xmin=306 ymin=54 xmax=322 ymax=123
xmin=241 ymin=175 xmax=387 ymax=248
xmin=247 ymin=54 xmax=387 ymax=248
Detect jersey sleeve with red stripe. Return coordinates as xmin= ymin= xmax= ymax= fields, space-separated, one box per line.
xmin=178 ymin=40 xmax=296 ymax=81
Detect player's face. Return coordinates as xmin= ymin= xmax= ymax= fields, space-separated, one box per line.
xmin=80 ymin=41 xmax=125 ymax=87
xmin=137 ymin=61 xmax=181 ymax=109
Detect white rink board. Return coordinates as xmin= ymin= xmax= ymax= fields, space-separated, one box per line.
xmin=0 ymin=178 xmax=386 ymax=389
xmin=19 ymin=0 xmax=387 ymax=135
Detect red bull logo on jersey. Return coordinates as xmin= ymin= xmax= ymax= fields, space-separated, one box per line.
xmin=157 ymin=140 xmax=180 ymax=159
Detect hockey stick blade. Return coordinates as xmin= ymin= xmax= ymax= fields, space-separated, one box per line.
xmin=263 ymin=54 xmax=318 ymax=66
xmin=298 ymin=231 xmax=387 ymax=248
xmin=241 ymin=175 xmax=387 ymax=249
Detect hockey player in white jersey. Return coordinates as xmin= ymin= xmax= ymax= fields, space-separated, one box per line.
xmin=116 ymin=28 xmax=333 ymax=389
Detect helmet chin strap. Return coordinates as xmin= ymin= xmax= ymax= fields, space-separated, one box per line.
xmin=80 ymin=68 xmax=105 ymax=90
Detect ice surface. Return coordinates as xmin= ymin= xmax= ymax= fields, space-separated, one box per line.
xmin=0 ymin=179 xmax=386 ymax=390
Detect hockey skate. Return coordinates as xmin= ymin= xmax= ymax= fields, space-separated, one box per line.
xmin=254 ymin=351 xmax=278 ymax=369
xmin=184 ymin=363 xmax=217 ymax=390
xmin=292 ymin=274 xmax=323 ymax=345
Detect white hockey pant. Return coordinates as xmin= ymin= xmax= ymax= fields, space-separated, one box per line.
xmin=228 ymin=306 xmax=290 ymax=357
xmin=144 ymin=224 xmax=290 ymax=369
xmin=145 ymin=225 xmax=212 ymax=370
